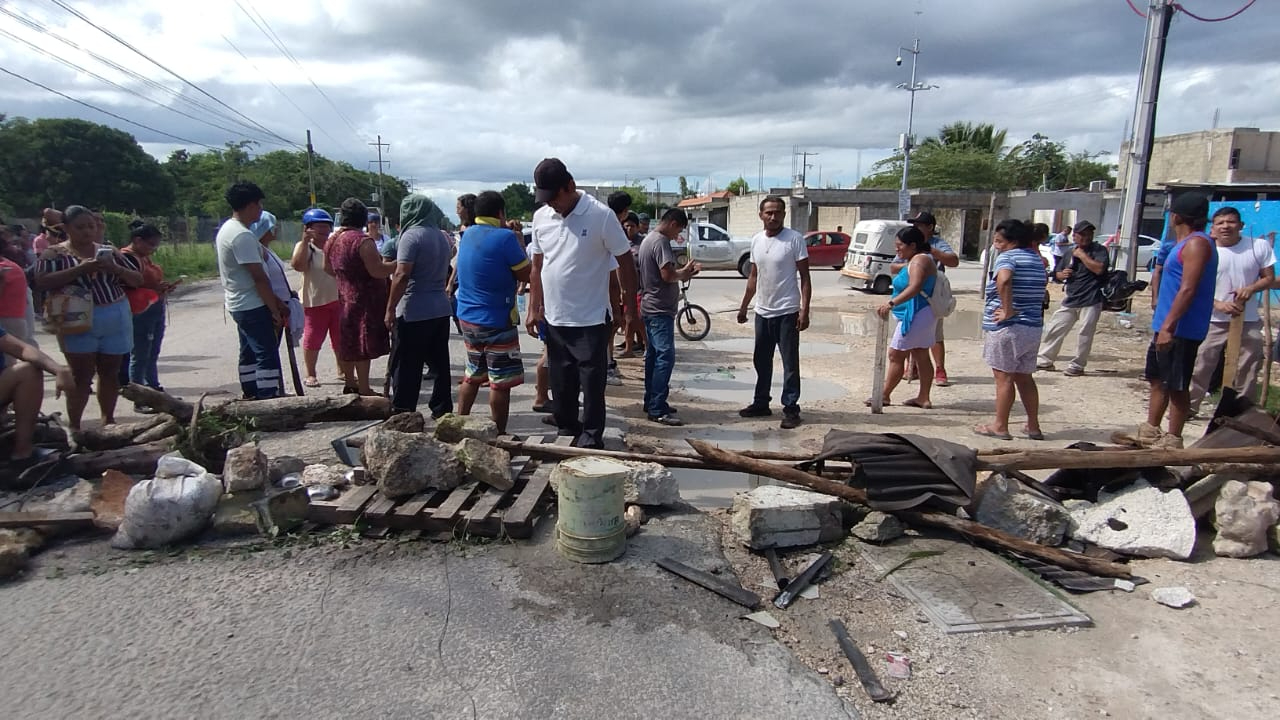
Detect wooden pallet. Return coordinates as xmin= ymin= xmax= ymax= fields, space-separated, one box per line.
xmin=307 ymin=435 xmax=554 ymax=539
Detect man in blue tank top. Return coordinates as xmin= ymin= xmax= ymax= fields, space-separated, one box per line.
xmin=1138 ymin=193 xmax=1217 ymax=449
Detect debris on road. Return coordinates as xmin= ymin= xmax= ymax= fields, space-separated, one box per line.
xmin=742 ymin=610 xmax=781 ymax=629
xmin=973 ymin=472 xmax=1070 ymax=546
xmin=773 ymin=551 xmax=832 ymax=609
xmin=656 ymin=556 xmax=761 ymax=609
xmin=1068 ymin=479 xmax=1196 ymax=560
xmin=433 ymin=413 xmax=498 ymax=444
xmin=884 ymin=652 xmax=912 ymax=681
xmin=850 ymin=511 xmax=905 ymax=543
xmin=620 ymin=461 xmax=682 ymax=506
xmin=731 ymin=485 xmax=845 ymax=550
xmin=111 ymin=454 xmax=223 ymax=550
xmin=221 ymin=443 xmax=268 ymax=494
xmin=1151 ymin=586 xmax=1197 ymax=609
xmin=1212 ymin=479 xmax=1280 ymax=558
xmin=829 ymin=618 xmax=895 ymax=702
xmin=364 ymin=426 xmax=463 ymax=498
xmin=624 ymin=505 xmax=645 ymax=537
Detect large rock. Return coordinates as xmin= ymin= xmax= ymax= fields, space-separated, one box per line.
xmin=974 ymin=473 xmax=1071 ymax=546
xmin=365 ymin=427 xmax=463 ymax=499
xmin=300 ymin=464 xmax=351 ymax=489
xmin=433 ymin=413 xmax=498 ymax=444
xmin=731 ymin=485 xmax=845 ymax=550
xmin=1213 ymin=480 xmax=1280 ymax=558
xmin=268 ymin=455 xmax=307 ymax=484
xmin=851 ymin=511 xmax=905 ymax=543
xmin=383 ymin=411 xmax=426 ymax=434
xmin=455 ymin=438 xmax=513 ymax=491
xmin=1069 ymin=479 xmax=1196 ymax=560
xmin=613 ymin=461 xmax=681 ymax=507
xmin=222 ymin=443 xmax=268 ymax=494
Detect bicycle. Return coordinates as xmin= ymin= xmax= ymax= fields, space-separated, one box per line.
xmin=676 ymin=280 xmax=711 ymax=341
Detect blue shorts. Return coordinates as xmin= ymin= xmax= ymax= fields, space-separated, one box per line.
xmin=62 ymin=298 xmax=134 ymax=355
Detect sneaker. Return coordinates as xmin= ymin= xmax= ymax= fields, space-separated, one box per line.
xmin=648 ymin=413 xmax=684 ymax=426
xmin=738 ymin=405 xmax=772 ymax=418
xmin=1135 ymin=422 xmax=1163 ymax=448
xmin=780 ymin=412 xmax=802 ymax=429
xmin=934 ymin=370 xmax=951 ymax=387
xmin=1036 ymin=361 xmax=1055 ymax=371
xmin=606 ymin=367 xmax=623 ymax=386
xmin=1063 ymin=366 xmax=1084 ymax=377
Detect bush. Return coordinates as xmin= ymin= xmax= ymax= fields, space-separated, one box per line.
xmin=152 ymin=238 xmax=294 ymax=280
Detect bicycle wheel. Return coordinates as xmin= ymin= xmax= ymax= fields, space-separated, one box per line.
xmin=677 ymin=303 xmax=711 ymax=341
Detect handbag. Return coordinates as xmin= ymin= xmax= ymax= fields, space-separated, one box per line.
xmin=43 ymin=285 xmax=94 ymax=335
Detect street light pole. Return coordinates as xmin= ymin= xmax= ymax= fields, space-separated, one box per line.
xmin=896 ymin=29 xmax=937 ymax=220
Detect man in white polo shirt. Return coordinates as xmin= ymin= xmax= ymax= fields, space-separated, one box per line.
xmin=736 ymin=195 xmax=811 ymax=429
xmin=526 ymin=158 xmax=639 ymax=449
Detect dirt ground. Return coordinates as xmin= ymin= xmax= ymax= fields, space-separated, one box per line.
xmin=619 ymin=282 xmax=1280 ymax=720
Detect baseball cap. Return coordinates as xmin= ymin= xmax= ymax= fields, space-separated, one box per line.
xmin=1072 ymin=220 xmax=1096 ymax=234
xmin=1170 ymin=192 xmax=1209 ymax=221
xmin=907 ymin=210 xmax=936 ymax=225
xmin=534 ymin=158 xmax=573 ymax=203
xmin=368 ymin=212 xmax=381 ymax=223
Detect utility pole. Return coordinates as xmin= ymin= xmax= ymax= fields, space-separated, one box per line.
xmin=1117 ymin=0 xmax=1175 ymax=280
xmin=798 ymin=150 xmax=819 ymax=189
xmin=896 ymin=12 xmax=938 ymax=220
xmin=305 ymin=129 xmax=317 ymax=208
xmin=368 ymin=134 xmax=390 ymax=209
xmin=758 ymin=153 xmax=765 ymax=195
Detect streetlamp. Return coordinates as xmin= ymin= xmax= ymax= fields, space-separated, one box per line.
xmin=896 ymin=33 xmax=938 ymax=220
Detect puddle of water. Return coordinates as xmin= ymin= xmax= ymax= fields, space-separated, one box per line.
xmin=672 ymin=427 xmax=798 ymax=510
xmin=701 ymin=338 xmax=848 ymax=356
xmin=671 ymin=366 xmax=848 ymax=404
xmin=808 ymin=308 xmax=985 ymax=341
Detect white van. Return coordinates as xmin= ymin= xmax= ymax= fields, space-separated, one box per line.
xmin=839 ymin=219 xmax=910 ymax=294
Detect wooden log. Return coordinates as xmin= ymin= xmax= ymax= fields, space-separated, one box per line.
xmin=1193 ymin=463 xmax=1280 ymax=477
xmin=0 ymin=511 xmax=96 ymax=529
xmin=64 ymin=441 xmax=173 ymax=477
xmin=975 ymin=445 xmax=1280 ymax=471
xmin=120 ymin=385 xmax=194 ymax=422
xmin=73 ymin=415 xmax=171 ymax=451
xmin=687 ymin=439 xmax=1132 ymax=579
xmin=213 ymin=394 xmax=393 ymax=430
xmin=490 ymin=437 xmax=748 ymax=471
xmin=134 ymin=417 xmax=182 ymax=444
xmin=1213 ymin=416 xmax=1280 ymax=446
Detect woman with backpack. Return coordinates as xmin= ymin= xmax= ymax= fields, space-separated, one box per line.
xmin=871 ymin=225 xmax=938 ymax=409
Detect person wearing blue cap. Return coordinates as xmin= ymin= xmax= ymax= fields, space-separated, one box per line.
xmin=291 ymin=208 xmax=349 ymax=388
xmin=368 ymin=211 xmax=393 ymax=256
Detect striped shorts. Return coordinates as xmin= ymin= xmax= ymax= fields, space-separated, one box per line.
xmin=459 ymin=320 xmax=525 ymax=389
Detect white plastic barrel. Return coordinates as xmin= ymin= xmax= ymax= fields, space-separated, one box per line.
xmin=553 ymin=456 xmax=628 ymax=563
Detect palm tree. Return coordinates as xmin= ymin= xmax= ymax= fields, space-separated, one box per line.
xmin=920 ymin=122 xmax=1009 ymax=156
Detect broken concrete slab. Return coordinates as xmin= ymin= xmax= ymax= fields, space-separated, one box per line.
xmin=851 ymin=511 xmax=905 ymax=543
xmin=1069 ymin=479 xmax=1196 ymax=560
xmin=433 ymin=413 xmax=498 ymax=444
xmin=1213 ymin=480 xmax=1280 ymax=558
xmin=267 ymin=455 xmax=306 ymax=484
xmin=364 ymin=427 xmax=463 ymax=499
xmin=455 ymin=438 xmax=513 ymax=491
xmin=222 ymin=443 xmax=268 ymax=494
xmin=620 ymin=461 xmax=681 ymax=507
xmin=974 ymin=473 xmax=1070 ymax=546
xmin=211 ymin=494 xmax=261 ymax=537
xmin=24 ymin=480 xmax=95 ymax=538
xmin=731 ymin=485 xmax=844 ymax=550
xmin=382 ymin=411 xmax=426 ymax=434
xmin=624 ymin=505 xmax=645 ymax=537
xmin=1151 ymin=586 xmax=1196 ymax=609
xmin=250 ymin=486 xmax=309 ymax=536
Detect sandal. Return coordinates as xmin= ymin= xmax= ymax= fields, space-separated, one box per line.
xmin=863 ymin=397 xmax=891 ymax=407
xmin=342 ymin=385 xmax=359 ymax=395
xmin=973 ymin=424 xmax=1013 ymax=441
xmin=903 ymin=398 xmax=932 ymax=409
xmin=1023 ymin=426 xmax=1046 ymax=441
xmin=303 ymin=377 xmax=321 ymax=388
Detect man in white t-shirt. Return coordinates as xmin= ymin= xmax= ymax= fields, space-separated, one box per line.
xmin=1188 ymin=206 xmax=1276 ymax=414
xmin=526 ymin=158 xmax=639 ymax=449
xmin=736 ymin=195 xmax=811 ymax=429
xmin=215 ymin=181 xmax=287 ymax=400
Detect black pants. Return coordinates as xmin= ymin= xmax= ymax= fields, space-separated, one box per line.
xmin=390 ymin=316 xmax=453 ymax=417
xmin=545 ymin=322 xmax=611 ymax=449
xmin=753 ymin=312 xmax=801 ymax=414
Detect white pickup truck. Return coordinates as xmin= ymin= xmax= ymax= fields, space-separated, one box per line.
xmin=678 ymin=220 xmax=755 ymax=277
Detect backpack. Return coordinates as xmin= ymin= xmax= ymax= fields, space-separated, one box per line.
xmin=928 ymin=270 xmax=956 ymax=318
xmin=1101 ymin=269 xmax=1149 ymax=311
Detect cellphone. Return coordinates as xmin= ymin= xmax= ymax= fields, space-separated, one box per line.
xmin=95 ymin=247 xmax=114 ymax=261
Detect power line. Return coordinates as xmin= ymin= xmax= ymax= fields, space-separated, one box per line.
xmin=235 ymin=0 xmax=365 ymax=141
xmin=1173 ymin=0 xmax=1256 ymax=22
xmin=220 ymin=33 xmax=346 ymax=151
xmin=0 ymin=4 xmax=284 ymax=145
xmin=42 ymin=0 xmax=300 ymax=148
xmin=0 ymin=64 xmax=218 ymax=149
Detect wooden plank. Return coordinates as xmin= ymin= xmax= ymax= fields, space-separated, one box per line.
xmin=388 ymin=490 xmax=446 ymax=530
xmin=360 ymin=495 xmax=398 ymax=526
xmin=307 ymin=484 xmax=377 ymax=525
xmin=502 ymin=465 xmax=553 ymax=539
xmin=553 ymin=435 xmax=574 ymax=447
xmin=430 ymin=482 xmax=479 ymax=523
xmin=655 ymin=557 xmax=762 ymax=609
xmin=0 ymin=511 xmax=95 ymax=529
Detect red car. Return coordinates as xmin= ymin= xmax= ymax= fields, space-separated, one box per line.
xmin=803 ymin=231 xmax=851 ymax=269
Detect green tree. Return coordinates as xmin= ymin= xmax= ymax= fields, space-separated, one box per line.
xmin=501 ymin=182 xmax=535 ymax=219
xmin=1061 ymin=150 xmax=1117 ymax=190
xmin=0 ymin=116 xmax=175 ymax=215
xmin=726 ymin=176 xmax=749 ymax=196
xmin=861 ymin=144 xmax=1009 ymax=191
xmin=921 ymin=121 xmax=1009 ymax=154
xmin=1003 ymin=133 xmax=1067 ymax=190
xmin=677 ymin=176 xmax=695 ymax=198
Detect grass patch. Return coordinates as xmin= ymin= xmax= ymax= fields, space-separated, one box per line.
xmin=153 ymin=239 xmax=294 ymax=281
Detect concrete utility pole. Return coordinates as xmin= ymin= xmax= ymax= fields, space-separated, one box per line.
xmin=798 ymin=150 xmax=819 ymax=189
xmin=368 ymin=134 xmax=390 ymax=208
xmin=896 ymin=21 xmax=938 ymax=220
xmin=305 ymin=129 xmax=317 ymax=207
xmin=1116 ymin=0 xmax=1175 ymax=279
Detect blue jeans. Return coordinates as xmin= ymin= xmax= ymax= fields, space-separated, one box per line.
xmin=643 ymin=315 xmax=676 ymax=417
xmin=753 ymin=313 xmax=801 ymax=414
xmin=120 ymin=301 xmax=165 ymax=388
xmin=230 ymin=304 xmax=282 ymax=399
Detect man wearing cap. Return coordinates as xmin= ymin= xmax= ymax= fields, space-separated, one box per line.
xmin=899 ymin=211 xmax=959 ymax=386
xmin=1036 ymin=220 xmax=1110 ymax=376
xmin=1188 ymin=206 xmax=1276 ymax=415
xmin=368 ymin=212 xmax=393 ymax=256
xmin=1138 ymin=193 xmax=1218 ymax=449
xmin=526 ymin=158 xmax=639 ymax=449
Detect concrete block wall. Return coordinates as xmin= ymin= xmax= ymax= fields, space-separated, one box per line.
xmin=816 ymin=205 xmax=860 ymax=232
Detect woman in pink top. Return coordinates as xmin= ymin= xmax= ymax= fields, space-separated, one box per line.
xmin=0 ymin=230 xmax=34 ymax=344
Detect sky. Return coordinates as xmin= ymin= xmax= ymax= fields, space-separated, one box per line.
xmin=2 ymin=0 xmax=1278 ymax=214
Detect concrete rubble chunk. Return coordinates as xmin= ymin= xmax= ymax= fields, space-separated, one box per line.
xmin=0 ymin=541 xmax=28 ymax=581
xmin=1212 ymin=479 xmax=1280 ymax=558
xmin=619 ymin=461 xmax=681 ymax=506
xmin=851 ymin=511 xmax=905 ymax=543
xmin=383 ymin=411 xmax=426 ymax=434
xmin=731 ymin=485 xmax=844 ymax=550
xmin=365 ymin=426 xmax=463 ymax=499
xmin=433 ymin=413 xmax=498 ymax=444
xmin=624 ymin=505 xmax=645 ymax=537
xmin=268 ymin=455 xmax=307 ymax=484
xmin=974 ymin=472 xmax=1070 ymax=546
xmin=250 ymin=486 xmax=310 ymax=536
xmin=1068 ymin=479 xmax=1196 ymax=560
xmin=222 ymin=443 xmax=269 ymax=494
xmin=211 ymin=494 xmax=262 ymax=537
xmin=0 ymin=528 xmax=45 ymax=554
xmin=455 ymin=438 xmax=514 ymax=491
xmin=1151 ymin=586 xmax=1196 ymax=609
xmin=300 ymin=464 xmax=351 ymax=489
xmin=92 ymin=469 xmax=139 ymax=531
